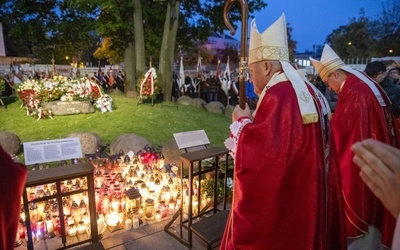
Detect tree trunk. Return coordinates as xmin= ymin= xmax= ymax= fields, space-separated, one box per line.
xmin=124 ymin=42 xmax=136 ymax=93
xmin=159 ymin=0 xmax=180 ymax=102
xmin=133 ymin=0 xmax=145 ymax=76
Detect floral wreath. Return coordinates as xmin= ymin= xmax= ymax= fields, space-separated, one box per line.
xmin=137 ymin=67 xmax=161 ymax=99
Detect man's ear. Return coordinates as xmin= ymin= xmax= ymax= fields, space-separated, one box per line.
xmin=263 ymin=61 xmax=273 ymax=76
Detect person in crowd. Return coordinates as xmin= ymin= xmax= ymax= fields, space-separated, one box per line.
xmin=115 ymin=71 xmax=125 ymax=92
xmin=245 ymin=80 xmax=258 ymax=110
xmin=199 ymin=73 xmax=209 ymax=101
xmin=101 ymin=71 xmax=109 ymax=92
xmin=310 ymin=44 xmax=399 ymax=249
xmin=107 ymin=70 xmax=115 ymax=90
xmin=205 ymin=75 xmax=219 ymax=102
xmin=313 ymin=75 xmax=327 ymax=93
xmin=11 ymin=70 xmax=22 ymax=86
xmin=388 ymin=67 xmax=400 ymax=86
xmin=228 ymin=79 xmax=239 ymax=106
xmin=365 ymin=61 xmax=400 ymax=118
xmin=324 ymin=87 xmax=338 ymax=112
xmin=183 ymin=72 xmax=195 ymax=97
xmin=221 ymin=14 xmax=346 ymax=249
xmin=351 ymin=139 xmax=400 ymax=249
xmin=171 ymin=72 xmax=180 ymax=102
xmin=0 ymin=146 xmax=28 ymax=249
xmin=2 ymin=74 xmax=13 ymax=96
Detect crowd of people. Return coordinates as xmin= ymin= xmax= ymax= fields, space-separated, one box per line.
xmin=172 ymin=70 xmax=259 ymax=109
xmin=92 ymin=70 xmax=125 ymax=93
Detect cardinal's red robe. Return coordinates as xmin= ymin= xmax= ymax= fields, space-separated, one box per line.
xmin=0 ymin=146 xmax=28 ymax=249
xmin=221 ymin=79 xmax=347 ymax=249
xmin=331 ymin=74 xmax=399 ymax=247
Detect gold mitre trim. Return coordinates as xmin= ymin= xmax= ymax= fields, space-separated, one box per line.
xmin=249 ymin=14 xmax=289 ymax=64
xmin=310 ymin=44 xmax=345 ymax=82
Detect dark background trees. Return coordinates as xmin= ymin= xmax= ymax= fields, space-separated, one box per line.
xmin=326 ymin=0 xmax=400 ymax=59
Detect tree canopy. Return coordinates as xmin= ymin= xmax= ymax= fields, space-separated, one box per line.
xmin=326 ymin=0 xmax=400 ymax=59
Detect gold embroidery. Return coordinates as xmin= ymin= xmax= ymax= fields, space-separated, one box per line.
xmin=302 ymin=114 xmax=318 ymax=124
xmin=249 ymin=46 xmax=289 ymax=63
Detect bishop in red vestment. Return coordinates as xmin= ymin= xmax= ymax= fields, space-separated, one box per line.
xmin=221 ymin=15 xmax=347 ymax=250
xmin=0 ymin=146 xmax=28 ymax=249
xmin=311 ymin=44 xmax=399 ymax=249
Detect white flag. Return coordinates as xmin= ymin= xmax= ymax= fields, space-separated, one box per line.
xmin=179 ymin=56 xmax=185 ymax=89
xmin=221 ymin=57 xmax=232 ymax=96
xmin=196 ymin=56 xmax=202 ymax=78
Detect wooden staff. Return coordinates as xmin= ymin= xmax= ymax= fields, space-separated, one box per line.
xmin=223 ymin=0 xmax=248 ymax=109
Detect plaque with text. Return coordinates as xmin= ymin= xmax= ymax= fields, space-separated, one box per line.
xmin=23 ymin=138 xmax=82 ymax=165
xmin=173 ymin=130 xmax=210 ymax=149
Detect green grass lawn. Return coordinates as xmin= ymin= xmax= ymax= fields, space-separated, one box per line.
xmin=0 ymin=92 xmax=231 ymax=151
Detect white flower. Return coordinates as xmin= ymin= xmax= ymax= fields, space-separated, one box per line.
xmin=224 ymin=137 xmax=236 ymax=152
xmin=227 ymin=177 xmax=233 ymax=189
xmin=230 ymin=121 xmax=242 ymax=136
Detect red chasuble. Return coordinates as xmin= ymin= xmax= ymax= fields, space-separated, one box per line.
xmin=331 ymin=74 xmax=398 ymax=247
xmin=0 ymin=146 xmax=28 ymax=249
xmin=221 ymin=81 xmax=346 ymax=250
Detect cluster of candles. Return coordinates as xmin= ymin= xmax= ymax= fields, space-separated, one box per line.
xmin=92 ymin=150 xmax=183 ymax=229
xmin=20 ymin=178 xmax=92 ymax=243
xmin=19 ymin=147 xmax=214 ymax=244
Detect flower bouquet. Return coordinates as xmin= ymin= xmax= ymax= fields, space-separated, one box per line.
xmin=95 ymin=94 xmax=113 ymax=114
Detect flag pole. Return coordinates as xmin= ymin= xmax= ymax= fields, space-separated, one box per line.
xmin=223 ymin=0 xmax=248 ymax=109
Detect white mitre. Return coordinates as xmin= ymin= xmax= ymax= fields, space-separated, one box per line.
xmin=250 ymin=14 xmax=318 ymax=124
xmin=310 ymin=44 xmax=384 ymax=106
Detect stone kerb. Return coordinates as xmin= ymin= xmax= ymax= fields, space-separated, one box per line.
xmin=0 ymin=131 xmax=21 ymax=155
xmin=43 ymin=101 xmax=95 ymax=115
xmin=66 ymin=132 xmax=103 ymax=155
xmin=190 ymin=98 xmax=207 ymax=108
xmin=161 ymin=139 xmax=181 ymax=166
xmin=224 ymin=105 xmax=234 ymax=118
xmin=177 ymin=95 xmax=192 ymax=105
xmin=204 ymin=101 xmax=225 ymax=114
xmin=110 ymin=134 xmax=150 ymax=155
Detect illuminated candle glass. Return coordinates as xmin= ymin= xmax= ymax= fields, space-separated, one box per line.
xmin=132 ymin=217 xmax=139 ymax=229
xmin=45 ymin=218 xmax=54 ymax=233
xmin=68 ymin=224 xmax=77 ymax=237
xmin=102 ymin=194 xmax=110 ymax=215
xmin=63 ymin=199 xmax=71 ymax=217
xmin=125 ymin=218 xmax=132 ymax=230
xmin=144 ymin=199 xmax=155 ymax=221
xmin=168 ymin=203 xmax=175 ymax=215
xmin=111 ymin=197 xmax=120 ymax=213
xmin=79 ymin=199 xmax=87 ymax=215
xmin=155 ymin=210 xmax=161 ymax=221
xmin=77 ymin=221 xmax=86 ymax=234
xmin=37 ymin=219 xmax=45 ymax=234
